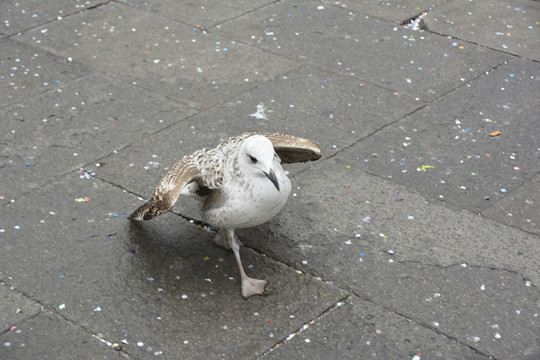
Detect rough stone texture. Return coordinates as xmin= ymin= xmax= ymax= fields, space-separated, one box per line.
xmin=0 ymin=0 xmax=107 ymax=38
xmin=0 ymin=311 xmax=119 ymax=359
xmin=243 ymin=156 xmax=540 ymax=359
xmin=0 ymin=174 xmax=346 ymax=359
xmin=265 ymin=298 xmax=488 ymax=360
xmin=0 ymin=39 xmax=90 ymax=108
xmin=118 ymin=0 xmax=276 ymax=29
xmin=245 ymin=156 xmax=540 ymax=286
xmin=93 ymin=63 xmax=422 ymax=210
xmin=349 ymin=57 xmax=540 ymax=214
xmin=0 ymin=72 xmax=196 ymax=206
xmin=16 ymin=2 xmax=301 ymax=108
xmin=483 ymin=172 xmax=540 ymax=235
xmin=1 ymin=0 xmax=539 ymax=358
xmin=217 ymin=0 xmax=511 ymax=102
xmin=426 ymin=0 xmax=540 ymax=61
xmin=0 ymin=283 xmax=41 ymax=333
xmin=321 ymin=0 xmax=446 ymax=23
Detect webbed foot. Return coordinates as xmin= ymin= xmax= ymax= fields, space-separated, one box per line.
xmin=241 ymin=276 xmax=267 ymax=299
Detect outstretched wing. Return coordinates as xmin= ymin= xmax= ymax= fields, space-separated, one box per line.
xmin=129 ymin=155 xmax=200 ymax=221
xmin=243 ymin=132 xmax=322 ymax=163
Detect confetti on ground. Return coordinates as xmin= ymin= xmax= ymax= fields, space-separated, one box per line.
xmin=249 ymin=103 xmax=268 ymax=120
xmin=404 ymin=12 xmax=427 ymax=32
xmin=489 ymin=130 xmax=501 ymax=137
xmin=417 ymin=165 xmax=435 ymax=172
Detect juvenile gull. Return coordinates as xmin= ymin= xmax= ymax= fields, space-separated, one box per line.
xmin=129 ymin=132 xmax=322 ymax=298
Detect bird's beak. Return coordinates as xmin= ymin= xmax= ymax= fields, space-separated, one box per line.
xmin=264 ymin=169 xmax=280 ymax=191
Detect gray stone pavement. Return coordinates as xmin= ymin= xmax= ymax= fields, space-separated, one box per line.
xmin=0 ymin=0 xmax=538 ymax=359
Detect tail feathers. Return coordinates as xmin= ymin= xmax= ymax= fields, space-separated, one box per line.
xmin=128 ymin=200 xmax=159 ymax=221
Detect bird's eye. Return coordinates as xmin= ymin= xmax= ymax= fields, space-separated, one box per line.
xmin=249 ymin=155 xmax=258 ymax=163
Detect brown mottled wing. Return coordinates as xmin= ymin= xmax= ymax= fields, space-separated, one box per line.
xmin=128 ymin=155 xmax=200 ymax=221
xmin=243 ymin=132 xmax=322 ymax=163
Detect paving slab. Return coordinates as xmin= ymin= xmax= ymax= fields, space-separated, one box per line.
xmin=242 ymin=154 xmax=540 ymax=287
xmin=94 ymin=63 xmax=422 ymax=212
xmin=16 ymin=2 xmax=300 ymax=108
xmin=265 ymin=297 xmax=488 ymax=360
xmin=0 ymin=311 xmax=119 ymax=360
xmin=0 ymin=39 xmax=90 ymax=108
xmin=425 ymin=0 xmax=540 ymax=61
xmin=0 ymin=173 xmax=346 ymax=359
xmin=0 ymin=283 xmax=41 ymax=333
xmin=119 ymin=0 xmax=276 ymax=29
xmin=322 ymin=0 xmax=446 ymax=23
xmin=217 ymin=0 xmax=511 ymax=102
xmin=347 ymin=57 xmax=540 ymax=213
xmin=0 ymin=0 xmax=107 ymax=38
xmin=0 ymin=72 xmax=196 ymax=206
xmin=483 ymin=173 xmax=540 ymax=235
xmin=241 ymin=155 xmax=540 ymax=359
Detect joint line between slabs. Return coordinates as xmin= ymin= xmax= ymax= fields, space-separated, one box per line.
xmin=351 ymin=288 xmax=499 ymax=360
xmin=0 ymin=279 xmax=107 ymax=349
xmin=257 ymin=294 xmax=353 ymax=358
xmin=5 ymin=0 xmax=114 ymax=40
xmin=206 ymin=0 xmax=284 ymax=31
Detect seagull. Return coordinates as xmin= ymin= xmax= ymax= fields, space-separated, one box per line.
xmin=129 ymin=132 xmax=322 ymax=298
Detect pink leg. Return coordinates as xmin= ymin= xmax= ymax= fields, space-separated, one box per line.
xmin=213 ymin=228 xmax=244 ymax=250
xmin=217 ymin=229 xmax=267 ymax=298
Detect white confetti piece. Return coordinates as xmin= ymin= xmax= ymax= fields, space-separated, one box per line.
xmin=249 ymin=103 xmax=268 ymax=120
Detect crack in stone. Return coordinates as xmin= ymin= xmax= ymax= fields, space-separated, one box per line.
xmin=394 ymin=258 xmax=538 ymax=290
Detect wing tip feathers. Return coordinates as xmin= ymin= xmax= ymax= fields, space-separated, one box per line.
xmin=128 ymin=201 xmax=154 ymax=221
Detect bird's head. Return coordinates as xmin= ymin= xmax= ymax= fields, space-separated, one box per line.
xmin=240 ymin=135 xmax=280 ymax=191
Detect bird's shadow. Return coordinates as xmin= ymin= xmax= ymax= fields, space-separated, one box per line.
xmin=125 ymin=216 xmax=218 ymax=286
